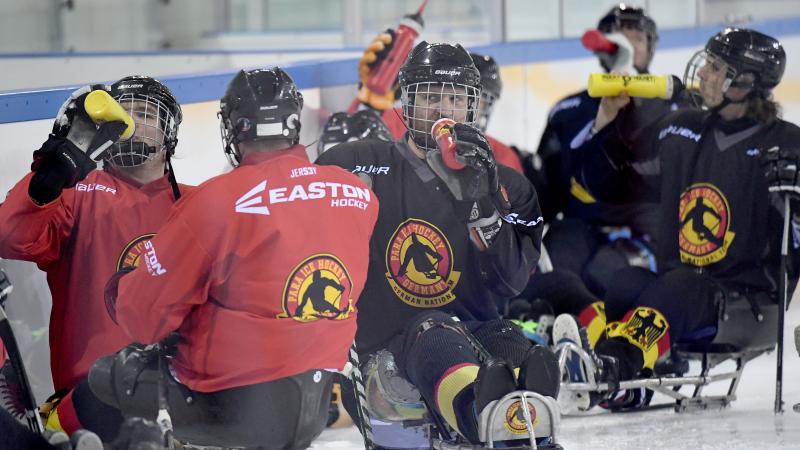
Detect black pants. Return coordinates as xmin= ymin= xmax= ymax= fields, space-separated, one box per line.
xmin=604 ymin=266 xmax=721 ymax=341
xmin=544 ymin=217 xmax=652 ymax=298
xmin=89 ymin=348 xmax=332 ymax=449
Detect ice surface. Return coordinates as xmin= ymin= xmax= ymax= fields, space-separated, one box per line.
xmin=313 ymin=305 xmax=800 ymax=449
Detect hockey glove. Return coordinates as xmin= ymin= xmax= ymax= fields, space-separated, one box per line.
xmin=596 ymin=32 xmax=635 ymax=74
xmin=29 ymin=85 xmax=129 ymax=205
xmin=28 ymin=135 xmax=96 ymax=204
xmin=427 ymin=123 xmax=511 ymax=249
xmin=762 ymin=145 xmax=800 ymax=196
xmin=357 ymin=30 xmax=399 ymax=111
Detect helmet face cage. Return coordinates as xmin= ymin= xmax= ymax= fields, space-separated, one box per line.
xmin=684 ymin=49 xmax=750 ymax=109
xmin=401 ymin=81 xmax=480 ymax=152
xmin=107 ymin=93 xmax=179 ymax=167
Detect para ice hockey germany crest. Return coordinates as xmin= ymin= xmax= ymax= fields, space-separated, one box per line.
xmin=117 ymin=233 xmax=156 ymax=271
xmin=279 ymin=254 xmax=354 ymax=322
xmin=678 ymin=183 xmax=735 ymax=266
xmin=504 ymin=400 xmax=539 ymax=434
xmin=385 ymin=219 xmax=461 ymax=308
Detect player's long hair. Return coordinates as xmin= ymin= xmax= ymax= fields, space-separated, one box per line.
xmin=747 ymin=92 xmax=781 ymax=124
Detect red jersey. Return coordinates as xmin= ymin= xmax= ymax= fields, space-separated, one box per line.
xmin=487 ymin=135 xmax=524 ymax=174
xmin=115 ymin=145 xmax=379 ymax=393
xmin=382 ymin=107 xmax=524 ymax=174
xmin=0 ymin=171 xmax=189 ymax=391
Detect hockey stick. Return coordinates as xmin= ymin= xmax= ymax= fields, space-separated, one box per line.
xmin=775 ymin=194 xmax=790 ymax=414
xmin=345 ymin=342 xmax=374 ymax=450
xmin=0 ymin=290 xmax=44 ymax=434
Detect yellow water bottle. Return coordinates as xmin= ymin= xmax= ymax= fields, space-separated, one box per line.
xmin=587 ymin=73 xmax=675 ymax=99
xmin=83 ymin=90 xmax=135 ymax=140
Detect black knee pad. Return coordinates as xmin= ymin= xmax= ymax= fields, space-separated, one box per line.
xmin=469 ymin=319 xmax=531 ymax=367
xmin=399 ymin=311 xmax=460 ymax=372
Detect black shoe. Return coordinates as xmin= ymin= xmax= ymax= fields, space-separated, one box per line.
xmin=517 ymin=345 xmax=560 ymax=398
xmin=474 ymin=359 xmax=517 ymax=413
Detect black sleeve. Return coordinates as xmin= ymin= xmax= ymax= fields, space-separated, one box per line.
xmin=532 ymin=119 xmax=568 ymax=222
xmin=574 ymin=101 xmax=671 ymax=204
xmin=478 ymin=166 xmax=543 ymax=297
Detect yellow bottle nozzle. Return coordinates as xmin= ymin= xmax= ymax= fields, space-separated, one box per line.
xmin=83 ymin=90 xmax=135 ymax=140
xmin=587 ymin=73 xmax=674 ymax=99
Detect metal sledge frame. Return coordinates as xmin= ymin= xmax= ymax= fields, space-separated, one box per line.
xmin=421 ymin=390 xmax=561 ymax=450
xmin=556 ymin=340 xmax=774 ymax=413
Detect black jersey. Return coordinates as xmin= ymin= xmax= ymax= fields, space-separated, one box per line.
xmin=538 ymin=89 xmax=677 ymax=237
xmin=578 ymin=109 xmax=800 ymax=292
xmin=317 ymin=138 xmax=543 ymax=354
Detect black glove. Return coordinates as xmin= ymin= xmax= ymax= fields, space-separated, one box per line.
xmin=29 ymin=84 xmax=128 ymax=205
xmin=762 ymin=145 xmax=800 ymax=196
xmin=28 ymin=135 xmax=96 ymax=205
xmin=446 ymin=123 xmax=510 ymax=218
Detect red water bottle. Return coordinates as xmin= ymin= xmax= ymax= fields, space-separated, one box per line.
xmin=581 ymin=29 xmax=617 ymax=54
xmin=365 ymin=0 xmax=427 ymax=96
xmin=431 ymin=118 xmax=465 ymax=170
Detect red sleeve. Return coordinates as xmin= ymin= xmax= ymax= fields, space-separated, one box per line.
xmin=487 ymin=135 xmax=524 ymax=174
xmin=0 ymin=173 xmax=75 ymax=268
xmin=383 ymin=107 xmax=407 ymax=140
xmin=116 ymin=210 xmax=213 ymax=344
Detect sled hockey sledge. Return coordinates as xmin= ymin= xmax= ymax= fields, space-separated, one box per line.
xmin=343 ymin=349 xmax=563 ymax=450
xmin=556 ymin=287 xmax=779 ymax=413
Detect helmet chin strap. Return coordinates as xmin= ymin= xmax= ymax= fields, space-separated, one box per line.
xmin=165 ymin=153 xmax=181 ymax=201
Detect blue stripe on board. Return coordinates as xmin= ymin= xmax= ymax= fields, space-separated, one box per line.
xmin=3 ymin=16 xmax=800 ymax=124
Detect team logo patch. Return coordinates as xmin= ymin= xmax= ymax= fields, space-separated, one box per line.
xmin=608 ymin=306 xmax=670 ymax=369
xmin=117 ymin=233 xmax=156 ymax=271
xmin=678 ymin=183 xmax=735 ymax=266
xmin=504 ymin=400 xmax=538 ymax=434
xmin=279 ymin=254 xmax=354 ymax=322
xmin=385 ymin=219 xmax=461 ymax=308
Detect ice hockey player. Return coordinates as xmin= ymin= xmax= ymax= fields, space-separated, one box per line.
xmin=0 ymin=76 xmax=188 ymax=440
xmin=315 ymin=109 xmax=394 ymax=160
xmin=317 ymin=42 xmax=559 ymax=446
xmin=514 ymin=4 xmax=676 ymax=350
xmin=91 ymin=67 xmax=379 ymax=449
xmin=356 ymin=32 xmax=525 ymax=174
xmin=560 ymin=28 xmax=800 ymax=411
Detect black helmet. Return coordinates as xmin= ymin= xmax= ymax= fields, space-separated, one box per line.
xmin=398 ymin=41 xmax=481 ymax=89
xmin=219 ymin=68 xmax=304 ymax=167
xmin=470 ymin=52 xmax=502 ymax=132
xmin=684 ymin=28 xmax=785 ymax=109
xmin=470 ymin=52 xmax=502 ymax=99
xmin=398 ymin=41 xmax=481 ymax=151
xmin=108 ymin=75 xmax=182 ymax=167
xmin=317 ymin=110 xmax=393 ymax=157
xmin=598 ymin=3 xmax=658 ymax=72
xmin=706 ymin=28 xmax=786 ymax=91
